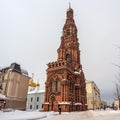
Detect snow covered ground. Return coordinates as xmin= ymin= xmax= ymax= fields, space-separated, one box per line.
xmin=0 ymin=109 xmax=120 ymax=120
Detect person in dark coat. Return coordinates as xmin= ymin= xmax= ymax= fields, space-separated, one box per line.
xmin=58 ymin=105 xmax=61 ymax=115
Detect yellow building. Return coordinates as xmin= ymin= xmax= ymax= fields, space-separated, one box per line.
xmin=0 ymin=63 xmax=30 ymax=110
xmin=86 ymin=81 xmax=101 ymax=110
xmin=114 ymin=99 xmax=120 ymax=110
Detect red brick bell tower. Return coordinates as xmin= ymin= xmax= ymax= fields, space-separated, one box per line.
xmin=43 ymin=6 xmax=87 ymax=112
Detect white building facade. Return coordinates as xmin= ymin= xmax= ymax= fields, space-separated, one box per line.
xmin=26 ymin=86 xmax=44 ymax=111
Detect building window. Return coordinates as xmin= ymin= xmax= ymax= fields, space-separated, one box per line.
xmin=0 ymin=84 xmax=3 ymax=91
xmin=69 ymin=82 xmax=73 ymax=93
xmin=57 ymin=80 xmax=60 ymax=92
xmin=36 ymin=105 xmax=39 ymax=109
xmin=51 ymin=80 xmax=61 ymax=93
xmin=31 ymin=97 xmax=33 ymax=102
xmin=30 ymin=105 xmax=32 ymax=109
xmin=37 ymin=97 xmax=39 ymax=102
xmin=51 ymin=81 xmax=55 ymax=92
xmin=66 ymin=54 xmax=72 ymax=62
xmin=66 ymin=29 xmax=70 ymax=36
xmin=1 ymin=76 xmax=4 ymax=80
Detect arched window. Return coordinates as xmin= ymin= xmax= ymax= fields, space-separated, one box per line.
xmin=69 ymin=81 xmax=73 ymax=93
xmin=51 ymin=81 xmax=55 ymax=92
xmin=66 ymin=29 xmax=70 ymax=36
xmin=68 ymin=75 xmax=73 ymax=93
xmin=66 ymin=54 xmax=72 ymax=62
xmin=57 ymin=80 xmax=60 ymax=92
xmin=51 ymin=79 xmax=60 ymax=93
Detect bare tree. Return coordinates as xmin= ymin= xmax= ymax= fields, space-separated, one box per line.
xmin=113 ymin=44 xmax=120 ymax=109
xmin=113 ymin=63 xmax=120 ymax=109
xmin=114 ymin=82 xmax=120 ymax=109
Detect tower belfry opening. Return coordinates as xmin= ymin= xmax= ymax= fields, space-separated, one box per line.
xmin=43 ymin=6 xmax=87 ymax=112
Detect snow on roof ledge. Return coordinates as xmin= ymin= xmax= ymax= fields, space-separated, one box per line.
xmin=0 ymin=93 xmax=6 ymax=99
xmin=44 ymin=102 xmax=50 ymax=104
xmin=75 ymin=103 xmax=82 ymax=105
xmin=58 ymin=102 xmax=71 ymax=105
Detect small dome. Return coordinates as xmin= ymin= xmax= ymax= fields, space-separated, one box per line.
xmin=28 ymin=79 xmax=38 ymax=87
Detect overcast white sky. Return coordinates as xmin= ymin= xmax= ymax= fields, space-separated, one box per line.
xmin=0 ymin=0 xmax=120 ymax=103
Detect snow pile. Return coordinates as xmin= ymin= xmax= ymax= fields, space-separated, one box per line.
xmin=81 ymin=110 xmax=94 ymax=118
xmin=43 ymin=110 xmax=120 ymax=120
xmin=0 ymin=110 xmax=48 ymax=120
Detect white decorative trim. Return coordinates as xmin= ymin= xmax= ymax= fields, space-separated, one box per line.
xmin=75 ymin=83 xmax=80 ymax=86
xmin=44 ymin=102 xmax=50 ymax=104
xmin=75 ymin=103 xmax=82 ymax=105
xmin=58 ymin=102 xmax=71 ymax=105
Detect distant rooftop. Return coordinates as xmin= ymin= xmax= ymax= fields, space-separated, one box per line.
xmin=0 ymin=62 xmax=28 ymax=76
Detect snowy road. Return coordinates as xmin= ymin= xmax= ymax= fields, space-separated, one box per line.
xmin=43 ymin=110 xmax=120 ymax=120
xmin=0 ymin=110 xmax=120 ymax=120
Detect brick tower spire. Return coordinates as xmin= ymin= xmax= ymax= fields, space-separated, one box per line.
xmin=43 ymin=6 xmax=87 ymax=112
xmin=58 ymin=6 xmax=81 ymax=72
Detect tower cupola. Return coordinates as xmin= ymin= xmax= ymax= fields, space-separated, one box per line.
xmin=66 ymin=6 xmax=73 ymax=19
